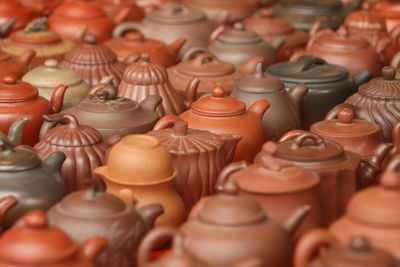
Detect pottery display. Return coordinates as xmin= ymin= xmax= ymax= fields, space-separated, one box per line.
xmin=208 ymin=22 xmax=286 ymax=67
xmin=0 ymin=18 xmax=76 ymax=69
xmin=48 ymin=180 xmax=164 ymax=267
xmin=22 ymin=59 xmax=90 ymax=109
xmin=267 ymin=56 xmax=372 ymax=130
xmin=118 ymin=53 xmax=199 ymax=117
xmin=232 ymin=62 xmax=308 ymax=141
xmin=63 ymin=77 xmax=161 ymax=138
xmin=101 ymin=0 xmax=145 ymax=22
xmin=48 ymin=0 xmax=130 ymax=42
xmin=0 ymin=0 xmax=34 ymax=33
xmin=35 ymin=114 xmax=122 ymax=193
xmin=330 ymin=156 xmax=400 ymax=259
xmin=0 ymin=75 xmax=67 ymax=145
xmin=18 ymin=0 xmax=62 ymax=16
xmin=94 ymin=134 xmax=186 ymax=227
xmin=326 ymin=66 xmax=400 ymax=142
xmin=0 ymin=49 xmax=36 ymax=81
xmin=105 ymin=32 xmax=185 ymax=68
xmin=154 ymin=86 xmax=269 ymax=162
xmin=294 ymin=229 xmax=398 ymax=267
xmin=147 ymin=121 xmax=240 ymax=210
xmin=373 ymin=1 xmax=400 ymax=32
xmin=0 ymin=210 xmax=108 ymax=266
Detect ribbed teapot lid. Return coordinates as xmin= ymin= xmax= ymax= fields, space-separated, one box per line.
xmin=218 ymin=23 xmax=263 ymax=44
xmin=148 ymin=3 xmax=206 ymax=24
xmin=177 ymin=53 xmax=235 ymax=77
xmin=236 ymin=63 xmax=285 ymax=93
xmin=0 ymin=75 xmax=38 ymax=103
xmin=357 ymin=66 xmax=400 ymax=98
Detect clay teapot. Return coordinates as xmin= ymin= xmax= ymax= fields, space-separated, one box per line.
xmin=294 ymin=229 xmax=398 ymax=267
xmin=326 ymin=66 xmax=400 ymax=142
xmin=0 ymin=196 xmax=17 ymax=233
xmin=100 ymin=0 xmax=145 ymax=22
xmin=290 ymin=26 xmax=386 ymax=77
xmin=0 ymin=118 xmax=66 ymax=227
xmin=48 ymin=0 xmax=130 ymax=42
xmin=0 ymin=75 xmax=67 ymax=146
xmin=232 ymin=62 xmax=308 ymax=141
xmin=153 ymin=86 xmax=269 ymax=162
xmin=35 ymin=113 xmax=122 ymax=193
xmin=48 ymin=180 xmax=164 ymax=267
xmin=18 ymin=0 xmax=62 ymax=16
xmin=0 ymin=49 xmax=36 ymax=81
xmin=94 ymin=134 xmax=186 ymax=227
xmin=0 ymin=0 xmax=35 ymax=33
xmin=373 ymin=1 xmax=400 ymax=32
xmin=0 ymin=18 xmax=76 ymax=69
xmin=63 ymin=77 xmax=161 ymax=138
xmin=267 ymin=56 xmax=372 ymax=130
xmin=118 ymin=53 xmax=199 ymax=117
xmin=105 ymin=31 xmax=185 ymax=68
xmin=330 ymin=156 xmax=400 ymax=259
xmin=0 ymin=210 xmax=108 ymax=267
xmin=147 ymin=121 xmax=241 ymax=210
xmin=208 ymin=22 xmax=286 ymax=67
xmin=311 ymin=108 xmax=384 ymax=160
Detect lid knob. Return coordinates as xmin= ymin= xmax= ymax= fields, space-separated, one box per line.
xmin=338 ymin=108 xmax=354 ymax=124
xmin=212 ymin=86 xmax=226 ymax=98
xmin=139 ymin=53 xmax=150 ymax=63
xmin=382 ymin=66 xmax=396 ymax=80
xmin=2 ymin=75 xmax=17 ymax=85
xmin=44 ymin=59 xmax=59 ymax=69
xmin=173 ymin=121 xmax=188 ymax=137
xmin=223 ymin=181 xmax=240 ymax=195
xmin=83 ymin=33 xmax=98 ymax=45
xmin=233 ymin=22 xmax=245 ymax=31
xmin=337 ymin=26 xmax=349 ymax=37
xmin=24 ymin=210 xmax=48 ymax=229
xmin=380 ymin=170 xmax=400 ymax=190
xmin=124 ymin=32 xmax=145 ymax=42
xmin=349 ymin=236 xmax=371 ymax=252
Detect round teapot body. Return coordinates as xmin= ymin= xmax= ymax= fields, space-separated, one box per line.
xmin=265 ymin=30 xmax=309 ymax=62
xmin=0 ymin=0 xmax=34 ymax=33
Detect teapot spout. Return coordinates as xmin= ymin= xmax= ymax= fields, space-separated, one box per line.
xmin=138 ymin=203 xmax=164 ymax=231
xmin=140 ymin=95 xmax=162 ymax=112
xmin=50 ymin=85 xmax=68 ymax=113
xmin=248 ymin=99 xmax=270 ymax=120
xmin=288 ymin=83 xmax=308 ymax=108
xmin=0 ymin=196 xmax=17 ymax=233
xmin=238 ymin=56 xmax=265 ymax=75
xmin=7 ymin=118 xmax=29 ymax=147
xmin=16 ymin=49 xmax=36 ymax=66
xmin=43 ymin=152 xmax=66 ymax=173
xmin=79 ymin=237 xmax=108 ymax=262
xmin=220 ymin=134 xmax=242 ymax=164
xmin=283 ymin=205 xmax=310 ymax=237
xmin=169 ymin=38 xmax=186 ymax=55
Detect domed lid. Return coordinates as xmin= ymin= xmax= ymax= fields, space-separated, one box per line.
xmin=345 ymin=5 xmax=387 ymax=31
xmin=347 ymin=157 xmax=400 ymax=226
xmin=244 ymin=8 xmax=294 ymax=35
xmin=236 ymin=62 xmax=285 ymax=93
xmin=148 ymin=3 xmax=206 ymax=24
xmin=63 ymin=34 xmax=118 ymax=65
xmin=190 ymin=86 xmax=246 ymax=117
xmin=120 ymin=31 xmax=165 ymax=48
xmin=23 ymin=59 xmax=83 ymax=88
xmin=0 ymin=210 xmax=79 ymax=264
xmin=321 ymin=237 xmax=397 ymax=266
xmin=218 ymin=23 xmax=263 ymax=44
xmin=55 ymin=0 xmax=107 ymax=19
xmin=315 ymin=28 xmax=370 ymax=50
xmin=267 ymin=56 xmax=349 ymax=84
xmin=357 ymin=66 xmax=400 ymax=98
xmin=232 ymin=142 xmax=320 ymax=194
xmin=10 ymin=17 xmax=61 ymax=45
xmin=177 ymin=52 xmax=235 ymax=77
xmin=40 ymin=114 xmax=103 ymax=147
xmin=197 ymin=181 xmax=267 ymax=226
xmin=0 ymin=75 xmax=39 ymax=103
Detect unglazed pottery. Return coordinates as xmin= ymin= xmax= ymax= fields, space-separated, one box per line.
xmin=100 ymin=0 xmax=145 ymax=22
xmin=63 ymin=77 xmax=161 ymax=138
xmin=0 ymin=49 xmax=35 ymax=81
xmin=267 ymin=56 xmax=371 ymax=130
xmin=18 ymin=0 xmax=62 ymax=16
xmin=0 ymin=210 xmax=108 ymax=267
xmin=147 ymin=121 xmax=240 ymax=210
xmin=373 ymin=1 xmax=400 ymax=32
xmin=232 ymin=62 xmax=308 ymax=141
xmin=22 ymin=59 xmax=90 ymax=109
xmin=48 ymin=180 xmax=164 ymax=267
xmin=0 ymin=0 xmax=34 ymax=33
xmin=94 ymin=134 xmax=186 ymax=227
xmin=118 ymin=53 xmax=199 ymax=117
xmin=154 ymin=86 xmax=269 ymax=162
xmin=36 ymin=114 xmax=121 ymax=193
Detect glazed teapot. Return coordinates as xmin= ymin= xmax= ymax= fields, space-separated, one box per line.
xmin=63 ymin=77 xmax=161 ymax=138
xmin=0 ymin=210 xmax=108 ymax=267
xmin=0 ymin=0 xmax=34 ymax=33
xmin=48 ymin=180 xmax=164 ymax=267
xmin=147 ymin=120 xmax=241 ymax=210
xmin=232 ymin=62 xmax=308 ymax=141
xmin=0 ymin=49 xmax=36 ymax=81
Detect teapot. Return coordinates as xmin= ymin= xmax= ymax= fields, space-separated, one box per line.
xmin=0 ymin=49 xmax=35 ymax=81
xmin=18 ymin=0 xmax=62 ymax=16
xmin=100 ymin=0 xmax=145 ymax=22
xmin=0 ymin=0 xmax=34 ymax=33
xmin=48 ymin=180 xmax=164 ymax=267
xmin=373 ymin=1 xmax=400 ymax=32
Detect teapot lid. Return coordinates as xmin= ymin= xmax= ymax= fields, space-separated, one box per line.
xmin=357 ymin=66 xmax=400 ymax=98
xmin=218 ymin=23 xmax=263 ymax=44
xmin=0 ymin=210 xmax=79 ymax=264
xmin=0 ymin=75 xmax=38 ymax=103
xmin=177 ymin=52 xmax=235 ymax=77
xmin=315 ymin=28 xmax=370 ymax=50
xmin=244 ymin=8 xmax=294 ymax=36
xmin=267 ymin=56 xmax=349 ymax=84
xmin=56 ymin=0 xmax=106 ymax=19
xmin=236 ymin=63 xmax=285 ymax=93
xmin=10 ymin=17 xmax=61 ymax=45
xmin=197 ymin=181 xmax=267 ymax=226
xmin=191 ymin=86 xmax=246 ymax=117
xmin=148 ymin=3 xmax=206 ymax=24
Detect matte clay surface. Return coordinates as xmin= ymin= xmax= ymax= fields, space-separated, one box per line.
xmin=0 ymin=49 xmax=35 ymax=81
xmin=0 ymin=0 xmax=34 ymax=33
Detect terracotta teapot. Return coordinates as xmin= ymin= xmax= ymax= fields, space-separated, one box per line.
xmin=326 ymin=66 xmax=400 ymax=142
xmin=208 ymin=22 xmax=286 ymax=67
xmin=100 ymin=0 xmax=145 ymax=22
xmin=0 ymin=18 xmax=76 ymax=69
xmin=0 ymin=118 xmax=66 ymax=227
xmin=294 ymin=229 xmax=398 ymax=267
xmin=63 ymin=77 xmax=161 ymax=138
xmin=290 ymin=26 xmax=386 ymax=77
xmin=0 ymin=0 xmax=35 ymax=34
xmin=0 ymin=210 xmax=108 ymax=267
xmin=105 ymin=31 xmax=185 ymax=68
xmin=373 ymin=1 xmax=400 ymax=32
xmin=232 ymin=62 xmax=308 ymax=141
xmin=330 ymin=156 xmax=400 ymax=259
xmin=118 ymin=53 xmax=199 ymax=117
xmin=94 ymin=134 xmax=186 ymax=227
xmin=48 ymin=180 xmax=164 ymax=267
xmin=48 ymin=0 xmax=130 ymax=42
xmin=153 ymin=86 xmax=269 ymax=162
xmin=0 ymin=49 xmax=36 ymax=81
xmin=35 ymin=114 xmax=122 ymax=193
xmin=0 ymin=75 xmax=67 ymax=146
xmin=22 ymin=59 xmax=90 ymax=109
xmin=18 ymin=0 xmax=62 ymax=16
xmin=147 ymin=121 xmax=241 ymax=210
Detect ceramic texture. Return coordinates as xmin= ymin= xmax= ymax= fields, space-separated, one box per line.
xmin=101 ymin=0 xmax=145 ymax=22
xmin=0 ymin=0 xmax=34 ymax=33
xmin=0 ymin=50 xmax=35 ymax=81
xmin=373 ymin=2 xmax=400 ymax=32
xmin=18 ymin=0 xmax=62 ymax=16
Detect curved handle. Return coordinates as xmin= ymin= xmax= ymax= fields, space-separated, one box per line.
xmin=352 ymin=70 xmax=372 ymax=89
xmin=153 ymin=115 xmax=184 ymax=131
xmin=181 ymin=46 xmax=207 ymax=61
xmin=215 ymin=161 xmax=250 ymax=192
xmin=248 ymin=99 xmax=270 ymax=120
xmin=278 ymin=129 xmax=307 ymax=143
xmin=376 ymin=37 xmax=392 ymax=61
xmin=293 ymin=229 xmax=338 ymax=267
xmin=79 ymin=237 xmax=108 ymax=262
xmin=209 ymin=24 xmax=231 ymax=44
xmin=39 ymin=114 xmax=80 ymax=140
xmin=391 ymin=51 xmax=400 ymax=69
xmin=291 ymin=56 xmax=327 ymax=73
xmin=291 ymin=133 xmax=327 ymax=150
xmin=192 ymin=53 xmax=219 ymax=67
xmin=389 ymin=25 xmax=400 ymax=44
xmin=112 ymin=22 xmax=143 ymax=38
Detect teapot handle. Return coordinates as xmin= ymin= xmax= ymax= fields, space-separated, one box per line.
xmin=112 ymin=22 xmax=143 ymax=38
xmin=215 ymin=161 xmax=250 ymax=192
xmin=293 ymin=228 xmax=338 ymax=267
xmin=152 ymin=115 xmax=184 ymax=131
xmin=391 ymin=51 xmax=400 ymax=69
xmin=181 ymin=47 xmax=208 ymax=61
xmin=209 ymin=24 xmax=231 ymax=44
xmin=39 ymin=114 xmax=80 ymax=140
xmin=278 ymin=129 xmax=307 ymax=143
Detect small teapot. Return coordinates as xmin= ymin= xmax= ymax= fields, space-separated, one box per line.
xmin=0 ymin=0 xmax=34 ymax=33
